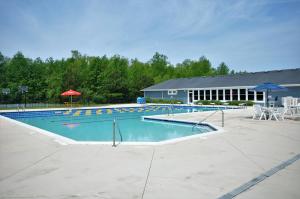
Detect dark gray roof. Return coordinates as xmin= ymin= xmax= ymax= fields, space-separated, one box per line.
xmin=143 ymin=68 xmax=300 ymax=91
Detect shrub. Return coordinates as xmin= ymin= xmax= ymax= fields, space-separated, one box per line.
xmin=146 ymin=98 xmax=183 ymax=104
xmin=92 ymin=95 xmax=107 ymax=104
xmin=228 ymin=101 xmax=240 ymax=106
xmin=228 ymin=100 xmax=254 ymax=106
xmin=195 ymin=100 xmax=222 ymax=105
xmin=195 ymin=100 xmax=254 ymax=106
xmin=195 ymin=100 xmax=210 ymax=105
xmin=145 ymin=97 xmax=152 ymax=103
xmin=106 ymin=93 xmax=124 ymax=103
xmin=244 ymin=101 xmax=254 ymax=106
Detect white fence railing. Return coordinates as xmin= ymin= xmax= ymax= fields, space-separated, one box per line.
xmin=0 ymin=103 xmax=65 ymax=109
xmin=282 ymin=97 xmax=300 ymax=108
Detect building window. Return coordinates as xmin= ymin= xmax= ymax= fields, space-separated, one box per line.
xmin=240 ymin=89 xmax=246 ymax=100
xmin=225 ymin=89 xmax=230 ymax=100
xmin=205 ymin=90 xmax=210 ymax=100
xmin=189 ymin=90 xmax=193 ymax=103
xmin=248 ymin=90 xmax=254 ymax=100
xmin=193 ymin=90 xmax=199 ymax=101
xmin=232 ymin=89 xmax=238 ymax=100
xmin=199 ymin=90 xmax=204 ymax=100
xmin=218 ymin=90 xmax=223 ymax=101
xmin=256 ymin=91 xmax=264 ymax=101
xmin=168 ymin=90 xmax=177 ymax=95
xmin=211 ymin=90 xmax=216 ymax=100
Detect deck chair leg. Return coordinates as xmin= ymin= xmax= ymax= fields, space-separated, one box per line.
xmin=274 ymin=114 xmax=279 ymax=121
xmin=269 ymin=113 xmax=273 ymax=120
xmin=259 ymin=113 xmax=264 ymax=120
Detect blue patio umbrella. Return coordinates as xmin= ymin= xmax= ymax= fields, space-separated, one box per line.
xmin=251 ymin=82 xmax=288 ymax=107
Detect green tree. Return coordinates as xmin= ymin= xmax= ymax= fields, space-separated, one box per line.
xmin=5 ymin=52 xmax=32 ymax=103
xmin=128 ymin=59 xmax=154 ymax=100
xmin=0 ymin=50 xmax=236 ymax=104
xmin=101 ymin=55 xmax=129 ymax=102
xmin=0 ymin=52 xmax=7 ymax=88
xmin=45 ymin=58 xmax=65 ymax=103
xmin=149 ymin=52 xmax=171 ymax=83
xmin=85 ymin=56 xmax=109 ymax=103
xmin=216 ymin=62 xmax=230 ymax=75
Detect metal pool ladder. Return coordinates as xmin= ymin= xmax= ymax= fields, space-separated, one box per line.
xmin=192 ymin=109 xmax=224 ymax=131
xmin=112 ymin=118 xmax=123 ymax=147
xmin=167 ymin=105 xmax=174 ymax=116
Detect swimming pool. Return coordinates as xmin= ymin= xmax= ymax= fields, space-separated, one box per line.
xmin=0 ymin=105 xmax=227 ymax=143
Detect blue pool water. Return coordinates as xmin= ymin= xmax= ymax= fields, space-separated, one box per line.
xmin=1 ymin=105 xmax=227 ymax=142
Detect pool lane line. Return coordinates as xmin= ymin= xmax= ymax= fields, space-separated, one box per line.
xmin=48 ymin=110 xmax=177 ymax=123
xmin=63 ymin=110 xmax=72 ymax=115
xmin=96 ymin=109 xmax=102 ymax=115
xmin=49 ymin=112 xmax=148 ymax=123
xmin=54 ymin=110 xmax=191 ymax=124
xmin=60 ymin=116 xmax=147 ymax=124
xmin=73 ymin=110 xmax=81 ymax=116
xmin=217 ymin=153 xmax=300 ymax=199
xmin=85 ymin=110 xmax=92 ymax=116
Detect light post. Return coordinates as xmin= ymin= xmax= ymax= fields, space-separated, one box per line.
xmin=2 ymin=88 xmax=10 ymax=108
xmin=19 ymin=86 xmax=28 ymax=108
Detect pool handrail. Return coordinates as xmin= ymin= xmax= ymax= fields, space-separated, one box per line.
xmin=112 ymin=118 xmax=123 ymax=147
xmin=192 ymin=109 xmax=224 ymax=131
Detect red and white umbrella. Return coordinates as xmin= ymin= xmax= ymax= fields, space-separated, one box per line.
xmin=61 ymin=89 xmax=81 ymax=108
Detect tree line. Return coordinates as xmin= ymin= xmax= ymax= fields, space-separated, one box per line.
xmin=0 ymin=50 xmax=238 ymax=104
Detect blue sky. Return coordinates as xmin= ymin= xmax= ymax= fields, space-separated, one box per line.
xmin=0 ymin=0 xmax=299 ymax=72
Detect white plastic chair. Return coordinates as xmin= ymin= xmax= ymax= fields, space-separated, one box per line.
xmin=269 ymin=108 xmax=285 ymax=121
xmin=252 ymin=105 xmax=267 ymax=120
xmin=282 ymin=97 xmax=293 ymax=116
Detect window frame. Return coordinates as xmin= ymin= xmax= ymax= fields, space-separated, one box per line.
xmin=256 ymin=91 xmax=264 ymax=101
xmin=168 ymin=90 xmax=178 ymax=95
xmin=211 ymin=90 xmax=217 ymax=100
xmin=239 ymin=89 xmax=246 ymax=100
xmin=225 ymin=89 xmax=231 ymax=101
xmin=205 ymin=90 xmax=211 ymax=100
xmin=218 ymin=90 xmax=224 ymax=101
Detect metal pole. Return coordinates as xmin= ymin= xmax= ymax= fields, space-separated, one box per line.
xmin=112 ymin=119 xmax=116 ymax=147
xmin=21 ymin=92 xmax=23 ymax=108
xmin=266 ymin=89 xmax=269 ymax=107
xmin=24 ymin=92 xmax=26 ymax=108
xmin=5 ymin=95 xmax=7 ymax=109
xmin=221 ymin=110 xmax=224 ymax=127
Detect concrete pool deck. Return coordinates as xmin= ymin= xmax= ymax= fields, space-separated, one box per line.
xmin=0 ymin=108 xmax=300 ymax=199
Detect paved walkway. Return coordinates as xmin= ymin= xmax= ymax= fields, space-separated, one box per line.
xmin=0 ymin=108 xmax=299 ymax=199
